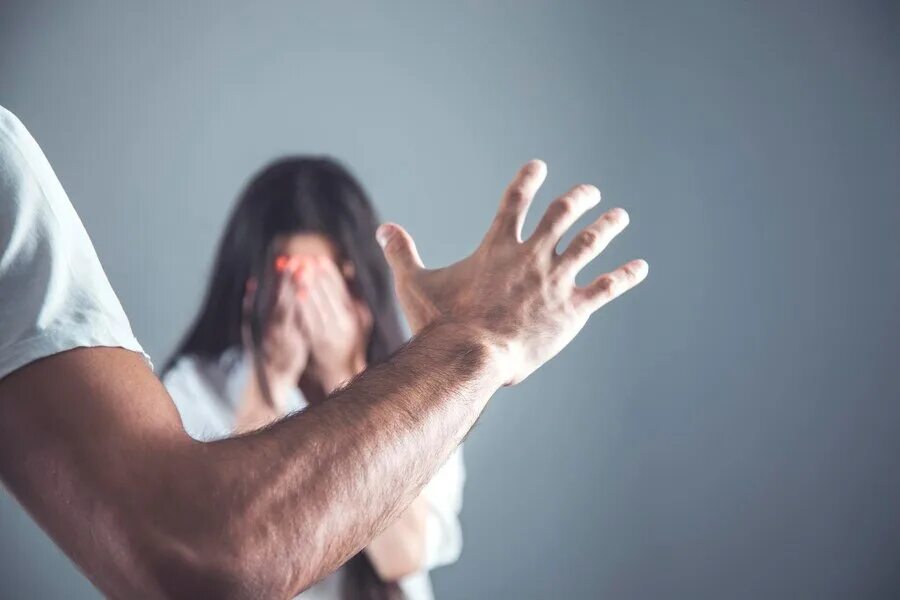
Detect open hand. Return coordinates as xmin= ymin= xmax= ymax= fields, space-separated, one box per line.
xmin=376 ymin=160 xmax=648 ymax=386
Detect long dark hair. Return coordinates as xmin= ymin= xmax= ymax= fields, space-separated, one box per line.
xmin=165 ymin=157 xmax=407 ymax=600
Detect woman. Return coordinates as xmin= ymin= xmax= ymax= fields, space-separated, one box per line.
xmin=162 ymin=157 xmax=464 ymax=600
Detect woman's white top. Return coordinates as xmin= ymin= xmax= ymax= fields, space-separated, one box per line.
xmin=163 ymin=349 xmax=465 ymax=600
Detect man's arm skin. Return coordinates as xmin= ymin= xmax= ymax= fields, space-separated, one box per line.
xmin=0 ymin=324 xmax=496 ymax=598
xmin=0 ymin=161 xmax=648 ymax=598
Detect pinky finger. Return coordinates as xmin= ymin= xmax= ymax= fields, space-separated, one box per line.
xmin=576 ymin=259 xmax=649 ymax=313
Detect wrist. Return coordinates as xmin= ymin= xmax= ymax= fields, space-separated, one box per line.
xmin=316 ymin=354 xmax=366 ymax=394
xmin=253 ymin=360 xmax=299 ymax=403
xmin=423 ymin=318 xmax=510 ymax=389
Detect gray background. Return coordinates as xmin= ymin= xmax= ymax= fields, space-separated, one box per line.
xmin=1 ymin=1 xmax=899 ymax=598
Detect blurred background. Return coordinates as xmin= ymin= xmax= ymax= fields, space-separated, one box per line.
xmin=1 ymin=1 xmax=899 ymax=598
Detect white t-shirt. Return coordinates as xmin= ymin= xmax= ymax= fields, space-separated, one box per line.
xmin=0 ymin=105 xmax=147 ymax=380
xmin=164 ymin=350 xmax=465 ymax=600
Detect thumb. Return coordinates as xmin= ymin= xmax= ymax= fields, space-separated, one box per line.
xmin=376 ymin=223 xmax=424 ymax=277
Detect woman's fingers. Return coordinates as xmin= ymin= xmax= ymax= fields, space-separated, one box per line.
xmin=286 ymin=256 xmax=364 ymax=345
xmin=271 ymin=268 xmax=297 ymax=325
xmin=354 ymin=300 xmax=373 ymax=337
xmin=317 ymin=258 xmax=354 ymax=309
xmin=295 ymin=263 xmax=326 ymax=336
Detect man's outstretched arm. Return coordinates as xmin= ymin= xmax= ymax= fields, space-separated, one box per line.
xmin=0 ymin=156 xmax=647 ymax=599
xmin=0 ymin=321 xmax=498 ymax=598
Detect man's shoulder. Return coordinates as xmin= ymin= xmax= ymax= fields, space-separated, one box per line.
xmin=0 ymin=105 xmax=30 ymax=148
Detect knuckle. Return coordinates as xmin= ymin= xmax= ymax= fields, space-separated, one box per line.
xmin=521 ymin=237 xmax=542 ymax=259
xmin=552 ymin=196 xmax=575 ymax=219
xmin=577 ymin=228 xmax=601 ymax=250
xmin=506 ymin=186 xmax=527 ymax=207
xmin=384 ymin=235 xmax=406 ymax=256
xmin=597 ymin=275 xmax=617 ymax=294
xmin=604 ymin=207 xmax=627 ymax=227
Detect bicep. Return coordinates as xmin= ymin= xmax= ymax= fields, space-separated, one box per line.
xmin=0 ymin=347 xmax=194 ymax=597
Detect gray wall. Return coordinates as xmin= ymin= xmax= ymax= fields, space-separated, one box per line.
xmin=2 ymin=1 xmax=899 ymax=598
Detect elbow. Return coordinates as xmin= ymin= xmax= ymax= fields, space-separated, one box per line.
xmin=134 ymin=506 xmax=305 ymax=600
xmin=144 ymin=549 xmax=244 ymax=600
xmin=142 ymin=536 xmax=301 ymax=600
xmin=125 ymin=438 xmax=335 ymax=598
xmin=131 ymin=450 xmax=308 ymax=598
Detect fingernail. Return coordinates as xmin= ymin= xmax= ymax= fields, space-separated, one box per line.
xmin=274 ymin=255 xmax=289 ymax=272
xmin=376 ymin=224 xmax=394 ymax=248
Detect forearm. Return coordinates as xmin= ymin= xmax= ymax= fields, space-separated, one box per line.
xmin=0 ymin=320 xmax=499 ymax=599
xmin=185 ymin=319 xmax=501 ymax=595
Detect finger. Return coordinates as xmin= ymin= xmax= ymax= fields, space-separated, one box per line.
xmin=319 ymin=258 xmax=352 ymax=301
xmin=491 ymin=159 xmax=548 ymax=241
xmin=315 ymin=259 xmax=355 ymax=323
xmin=307 ymin=280 xmax=334 ymax=324
xmin=355 ymin=300 xmax=373 ymax=336
xmin=296 ymin=268 xmax=327 ymax=336
xmin=558 ymin=208 xmax=629 ymax=274
xmin=529 ymin=184 xmax=601 ymax=249
xmin=576 ymin=259 xmax=649 ymax=313
xmin=271 ymin=269 xmax=297 ymax=325
xmin=376 ymin=223 xmax=424 ymax=278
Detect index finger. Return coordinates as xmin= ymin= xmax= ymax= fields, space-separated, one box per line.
xmin=313 ymin=258 xmax=354 ymax=311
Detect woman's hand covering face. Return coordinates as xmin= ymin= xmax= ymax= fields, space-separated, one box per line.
xmin=292 ymin=257 xmax=371 ymax=389
xmin=242 ymin=269 xmax=310 ymax=397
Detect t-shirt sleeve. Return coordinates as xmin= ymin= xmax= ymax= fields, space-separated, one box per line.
xmin=0 ymin=105 xmax=148 ymax=380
